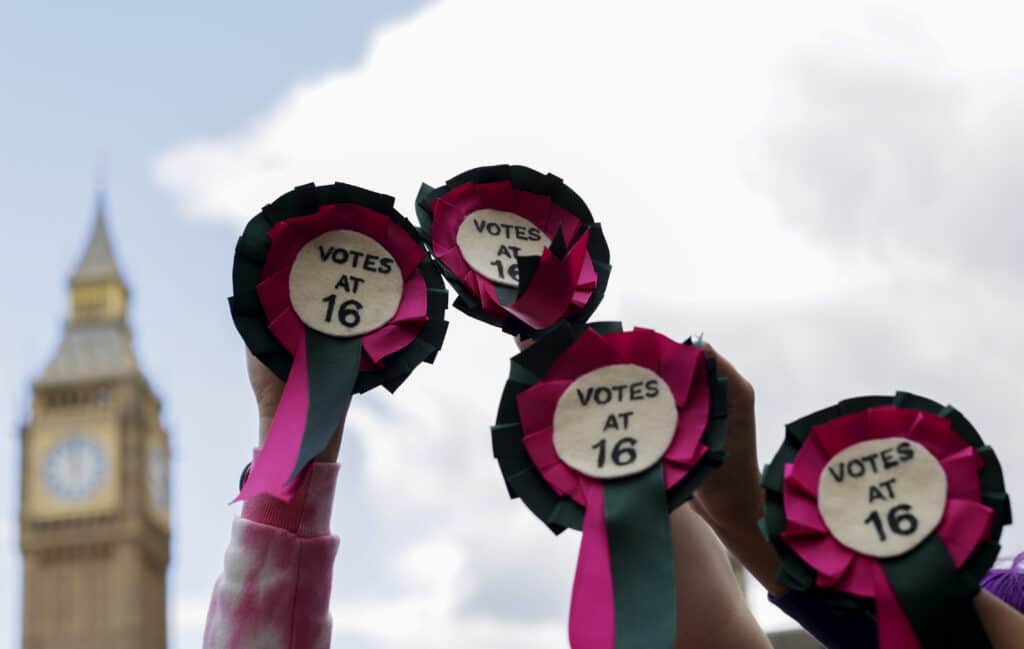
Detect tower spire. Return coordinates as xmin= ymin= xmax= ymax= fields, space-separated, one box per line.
xmin=71 ymin=191 xmax=122 ymax=286
xmin=38 ymin=190 xmax=138 ymax=385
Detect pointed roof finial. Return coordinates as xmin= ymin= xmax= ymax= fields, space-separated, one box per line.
xmin=71 ymin=189 xmax=123 ymax=285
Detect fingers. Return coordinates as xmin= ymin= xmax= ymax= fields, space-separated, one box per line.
xmin=246 ymin=348 xmax=285 ymax=417
xmin=247 ymin=346 xmax=346 ymax=458
xmin=702 ymin=341 xmax=755 ymax=411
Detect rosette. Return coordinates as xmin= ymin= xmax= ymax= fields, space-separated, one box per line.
xmin=229 ymin=183 xmax=449 ymax=501
xmin=416 ymin=164 xmax=610 ymax=336
xmin=762 ymin=393 xmax=1012 ymax=649
xmin=493 ymin=322 xmax=727 ymax=648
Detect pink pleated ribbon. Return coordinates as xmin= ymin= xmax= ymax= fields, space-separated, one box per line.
xmin=569 ymin=481 xmax=616 ymax=649
xmin=237 ymin=332 xmax=313 ymax=502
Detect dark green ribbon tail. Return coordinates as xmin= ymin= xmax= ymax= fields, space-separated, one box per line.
xmin=290 ymin=330 xmax=362 ymax=480
xmin=604 ymin=464 xmax=677 ymax=649
xmin=881 ymin=534 xmax=992 ymax=649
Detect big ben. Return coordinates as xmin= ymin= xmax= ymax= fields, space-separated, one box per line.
xmin=19 ymin=197 xmax=170 ymax=649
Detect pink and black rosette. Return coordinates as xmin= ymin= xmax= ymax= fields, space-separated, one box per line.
xmin=493 ymin=322 xmax=727 ymax=649
xmin=762 ymin=393 xmax=1012 ymax=649
xmin=229 ymin=183 xmax=448 ymax=501
xmin=416 ymin=164 xmax=610 ymax=337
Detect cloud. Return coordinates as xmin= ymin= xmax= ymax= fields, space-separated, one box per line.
xmin=330 ymin=537 xmax=568 ymax=649
xmin=170 ymin=595 xmax=211 ymax=649
xmin=746 ymin=4 xmax=1024 ymax=285
xmin=326 ymin=328 xmax=582 ymax=646
xmin=155 ymin=0 xmax=1024 ymax=643
xmin=157 ymin=0 xmax=907 ymax=313
xmin=173 ymin=595 xmax=210 ymax=635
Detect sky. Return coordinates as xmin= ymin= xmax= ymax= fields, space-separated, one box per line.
xmin=3 ymin=1 xmax=1024 ymax=648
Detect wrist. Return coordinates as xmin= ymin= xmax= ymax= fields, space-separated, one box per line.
xmin=696 ymin=463 xmax=765 ymax=532
xmin=711 ymin=490 xmax=764 ymax=534
xmin=706 ymin=511 xmax=786 ymax=596
xmin=314 ymin=428 xmax=342 ymax=463
xmin=255 ymin=409 xmax=344 ymax=461
xmin=241 ymin=461 xmax=340 ymax=536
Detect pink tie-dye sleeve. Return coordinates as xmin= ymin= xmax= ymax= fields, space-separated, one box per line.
xmin=203 ymin=463 xmax=341 ymax=649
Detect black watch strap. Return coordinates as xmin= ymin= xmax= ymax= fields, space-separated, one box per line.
xmin=239 ymin=461 xmax=253 ymax=491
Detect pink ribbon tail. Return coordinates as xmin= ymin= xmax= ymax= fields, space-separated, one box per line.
xmin=872 ymin=561 xmax=921 ymax=649
xmin=569 ymin=481 xmax=615 ymax=649
xmin=234 ymin=333 xmax=311 ymax=503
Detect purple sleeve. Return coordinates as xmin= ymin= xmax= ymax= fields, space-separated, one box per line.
xmin=203 ymin=463 xmax=340 ymax=649
xmin=769 ymin=589 xmax=879 ymax=649
xmin=980 ymin=553 xmax=1024 ymax=613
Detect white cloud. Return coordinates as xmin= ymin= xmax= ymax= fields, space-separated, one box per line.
xmin=156 ymin=0 xmax=911 ymax=311
xmin=173 ymin=595 xmax=210 ymax=635
xmin=171 ymin=595 xmax=211 ymax=649
xmin=155 ymin=0 xmax=1024 ymax=643
xmin=329 ymin=323 xmax=583 ymax=647
xmin=331 ymin=538 xmax=567 ymax=649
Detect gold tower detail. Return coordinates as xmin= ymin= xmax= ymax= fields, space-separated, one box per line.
xmin=19 ymin=198 xmax=170 ymax=649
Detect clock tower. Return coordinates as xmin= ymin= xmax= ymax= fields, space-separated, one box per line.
xmin=19 ymin=197 xmax=171 ymax=649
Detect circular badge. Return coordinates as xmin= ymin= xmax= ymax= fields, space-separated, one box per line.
xmin=817 ymin=437 xmax=947 ymax=558
xmin=288 ymin=229 xmax=404 ymax=338
xmin=455 ymin=209 xmax=552 ymax=287
xmin=553 ymin=363 xmax=678 ymax=479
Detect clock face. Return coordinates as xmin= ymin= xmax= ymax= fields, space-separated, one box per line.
xmin=43 ymin=435 xmax=108 ymax=503
xmin=146 ymin=445 xmax=169 ymax=513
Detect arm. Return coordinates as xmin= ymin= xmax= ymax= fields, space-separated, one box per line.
xmin=975 ymin=590 xmax=1024 ymax=649
xmin=691 ymin=344 xmax=880 ymax=649
xmin=670 ymin=503 xmax=773 ymax=649
xmin=688 ymin=344 xmax=782 ymax=594
xmin=691 ymin=344 xmax=1024 ymax=649
xmin=203 ymin=462 xmax=340 ymax=649
xmin=203 ymin=351 xmax=346 ymax=649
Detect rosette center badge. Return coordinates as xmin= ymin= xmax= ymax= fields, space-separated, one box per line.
xmin=552 ymin=363 xmax=678 ymax=480
xmin=817 ymin=437 xmax=947 ymax=559
xmin=288 ymin=230 xmax=404 ymax=337
xmin=455 ymin=208 xmax=552 ymax=286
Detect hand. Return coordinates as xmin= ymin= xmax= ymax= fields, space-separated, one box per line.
xmin=690 ymin=343 xmax=784 ymax=594
xmin=246 ymin=349 xmax=344 ymax=463
xmin=691 ymin=342 xmax=761 ymax=532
